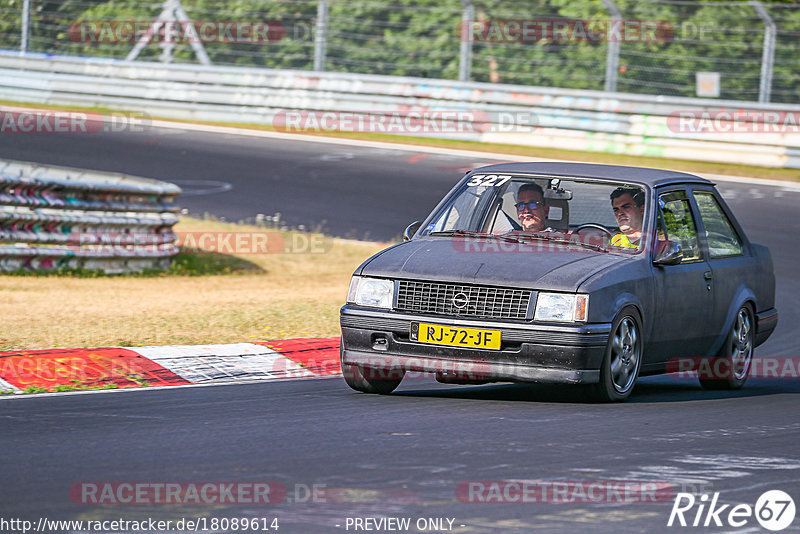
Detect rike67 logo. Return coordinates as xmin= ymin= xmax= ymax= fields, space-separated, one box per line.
xmin=668 ymin=490 xmax=796 ymax=531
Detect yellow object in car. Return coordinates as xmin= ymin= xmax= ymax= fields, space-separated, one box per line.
xmin=611 ymin=233 xmax=637 ymax=248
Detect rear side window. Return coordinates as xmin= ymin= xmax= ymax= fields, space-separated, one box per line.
xmin=693 ymin=192 xmax=743 ymax=258
xmin=658 ymin=190 xmax=702 ymax=262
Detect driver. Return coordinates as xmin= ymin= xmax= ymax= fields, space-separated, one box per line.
xmin=515 ymin=183 xmax=551 ymax=232
xmin=610 ymin=187 xmax=645 ymax=248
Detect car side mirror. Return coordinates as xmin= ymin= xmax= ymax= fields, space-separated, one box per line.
xmin=403 ymin=221 xmax=421 ymax=242
xmin=653 ymin=242 xmax=683 ymax=266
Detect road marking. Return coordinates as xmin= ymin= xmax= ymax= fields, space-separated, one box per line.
xmin=0 ymin=377 xmax=21 ymax=393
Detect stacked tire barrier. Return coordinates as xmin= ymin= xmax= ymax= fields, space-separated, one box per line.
xmin=1 ymin=52 xmax=800 ymax=169
xmin=0 ymin=159 xmax=181 ymax=273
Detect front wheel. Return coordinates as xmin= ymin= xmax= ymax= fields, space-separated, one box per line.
xmin=340 ymin=339 xmax=404 ymax=394
xmin=592 ymin=308 xmax=643 ymax=402
xmin=699 ymin=306 xmax=753 ymax=390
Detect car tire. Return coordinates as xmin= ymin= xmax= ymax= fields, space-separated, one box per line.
xmin=340 ymin=339 xmax=404 ymax=394
xmin=592 ymin=307 xmax=643 ymax=402
xmin=699 ymin=305 xmax=753 ymax=390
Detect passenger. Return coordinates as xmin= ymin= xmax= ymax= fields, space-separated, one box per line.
xmin=610 ymin=187 xmax=645 ymax=248
xmin=515 ymin=183 xmax=550 ymax=233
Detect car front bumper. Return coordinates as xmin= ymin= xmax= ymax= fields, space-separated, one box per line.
xmin=340 ymin=306 xmax=612 ymax=385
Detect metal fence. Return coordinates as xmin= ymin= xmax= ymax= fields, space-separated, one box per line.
xmin=0 ymin=159 xmax=181 ymax=273
xmin=0 ymin=0 xmax=798 ymax=104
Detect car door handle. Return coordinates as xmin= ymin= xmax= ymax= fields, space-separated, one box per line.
xmin=704 ymin=271 xmax=713 ymax=280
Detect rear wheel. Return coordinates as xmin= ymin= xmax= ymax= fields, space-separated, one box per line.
xmin=699 ymin=306 xmax=753 ymax=390
xmin=340 ymin=339 xmax=404 ymax=394
xmin=592 ymin=308 xmax=643 ymax=402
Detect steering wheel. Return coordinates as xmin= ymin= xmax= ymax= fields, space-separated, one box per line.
xmin=574 ymin=223 xmax=614 ymax=238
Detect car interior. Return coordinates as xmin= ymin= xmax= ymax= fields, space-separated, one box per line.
xmin=484 ymin=179 xmax=663 ymax=254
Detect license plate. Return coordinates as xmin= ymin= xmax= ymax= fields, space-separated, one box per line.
xmin=411 ymin=322 xmax=501 ymax=350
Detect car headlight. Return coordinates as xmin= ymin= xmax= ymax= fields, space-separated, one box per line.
xmin=534 ymin=293 xmax=589 ymax=322
xmin=347 ymin=276 xmax=394 ymax=309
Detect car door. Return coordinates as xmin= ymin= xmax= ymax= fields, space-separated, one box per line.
xmin=690 ymin=186 xmax=750 ymax=350
xmin=649 ymin=188 xmax=716 ymax=362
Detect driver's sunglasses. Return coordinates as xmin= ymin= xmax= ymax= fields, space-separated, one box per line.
xmin=515 ymin=201 xmax=543 ymax=211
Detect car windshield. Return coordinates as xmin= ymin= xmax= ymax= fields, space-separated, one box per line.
xmin=420 ymin=174 xmax=647 ymax=254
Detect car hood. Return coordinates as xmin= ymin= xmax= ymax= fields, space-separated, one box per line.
xmin=359 ymin=237 xmax=629 ymax=292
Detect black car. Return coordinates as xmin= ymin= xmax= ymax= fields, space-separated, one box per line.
xmin=340 ymin=162 xmax=778 ymax=401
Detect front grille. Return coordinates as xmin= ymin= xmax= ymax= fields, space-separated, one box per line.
xmin=396 ymin=280 xmax=531 ymax=320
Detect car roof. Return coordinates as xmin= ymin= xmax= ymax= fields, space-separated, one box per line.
xmin=471 ymin=162 xmax=713 ymax=188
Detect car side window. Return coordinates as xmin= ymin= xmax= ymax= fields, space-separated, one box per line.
xmin=693 ymin=192 xmax=744 ymax=258
xmin=658 ymin=190 xmax=702 ymax=262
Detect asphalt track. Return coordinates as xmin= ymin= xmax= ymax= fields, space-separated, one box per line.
xmin=1 ymin=126 xmax=800 ymax=533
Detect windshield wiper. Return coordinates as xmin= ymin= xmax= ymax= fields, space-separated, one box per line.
xmin=428 ymin=230 xmax=483 ymax=237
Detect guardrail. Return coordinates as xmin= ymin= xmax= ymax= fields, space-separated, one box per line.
xmin=1 ymin=52 xmax=799 ymax=169
xmin=0 ymin=159 xmax=181 ymax=273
